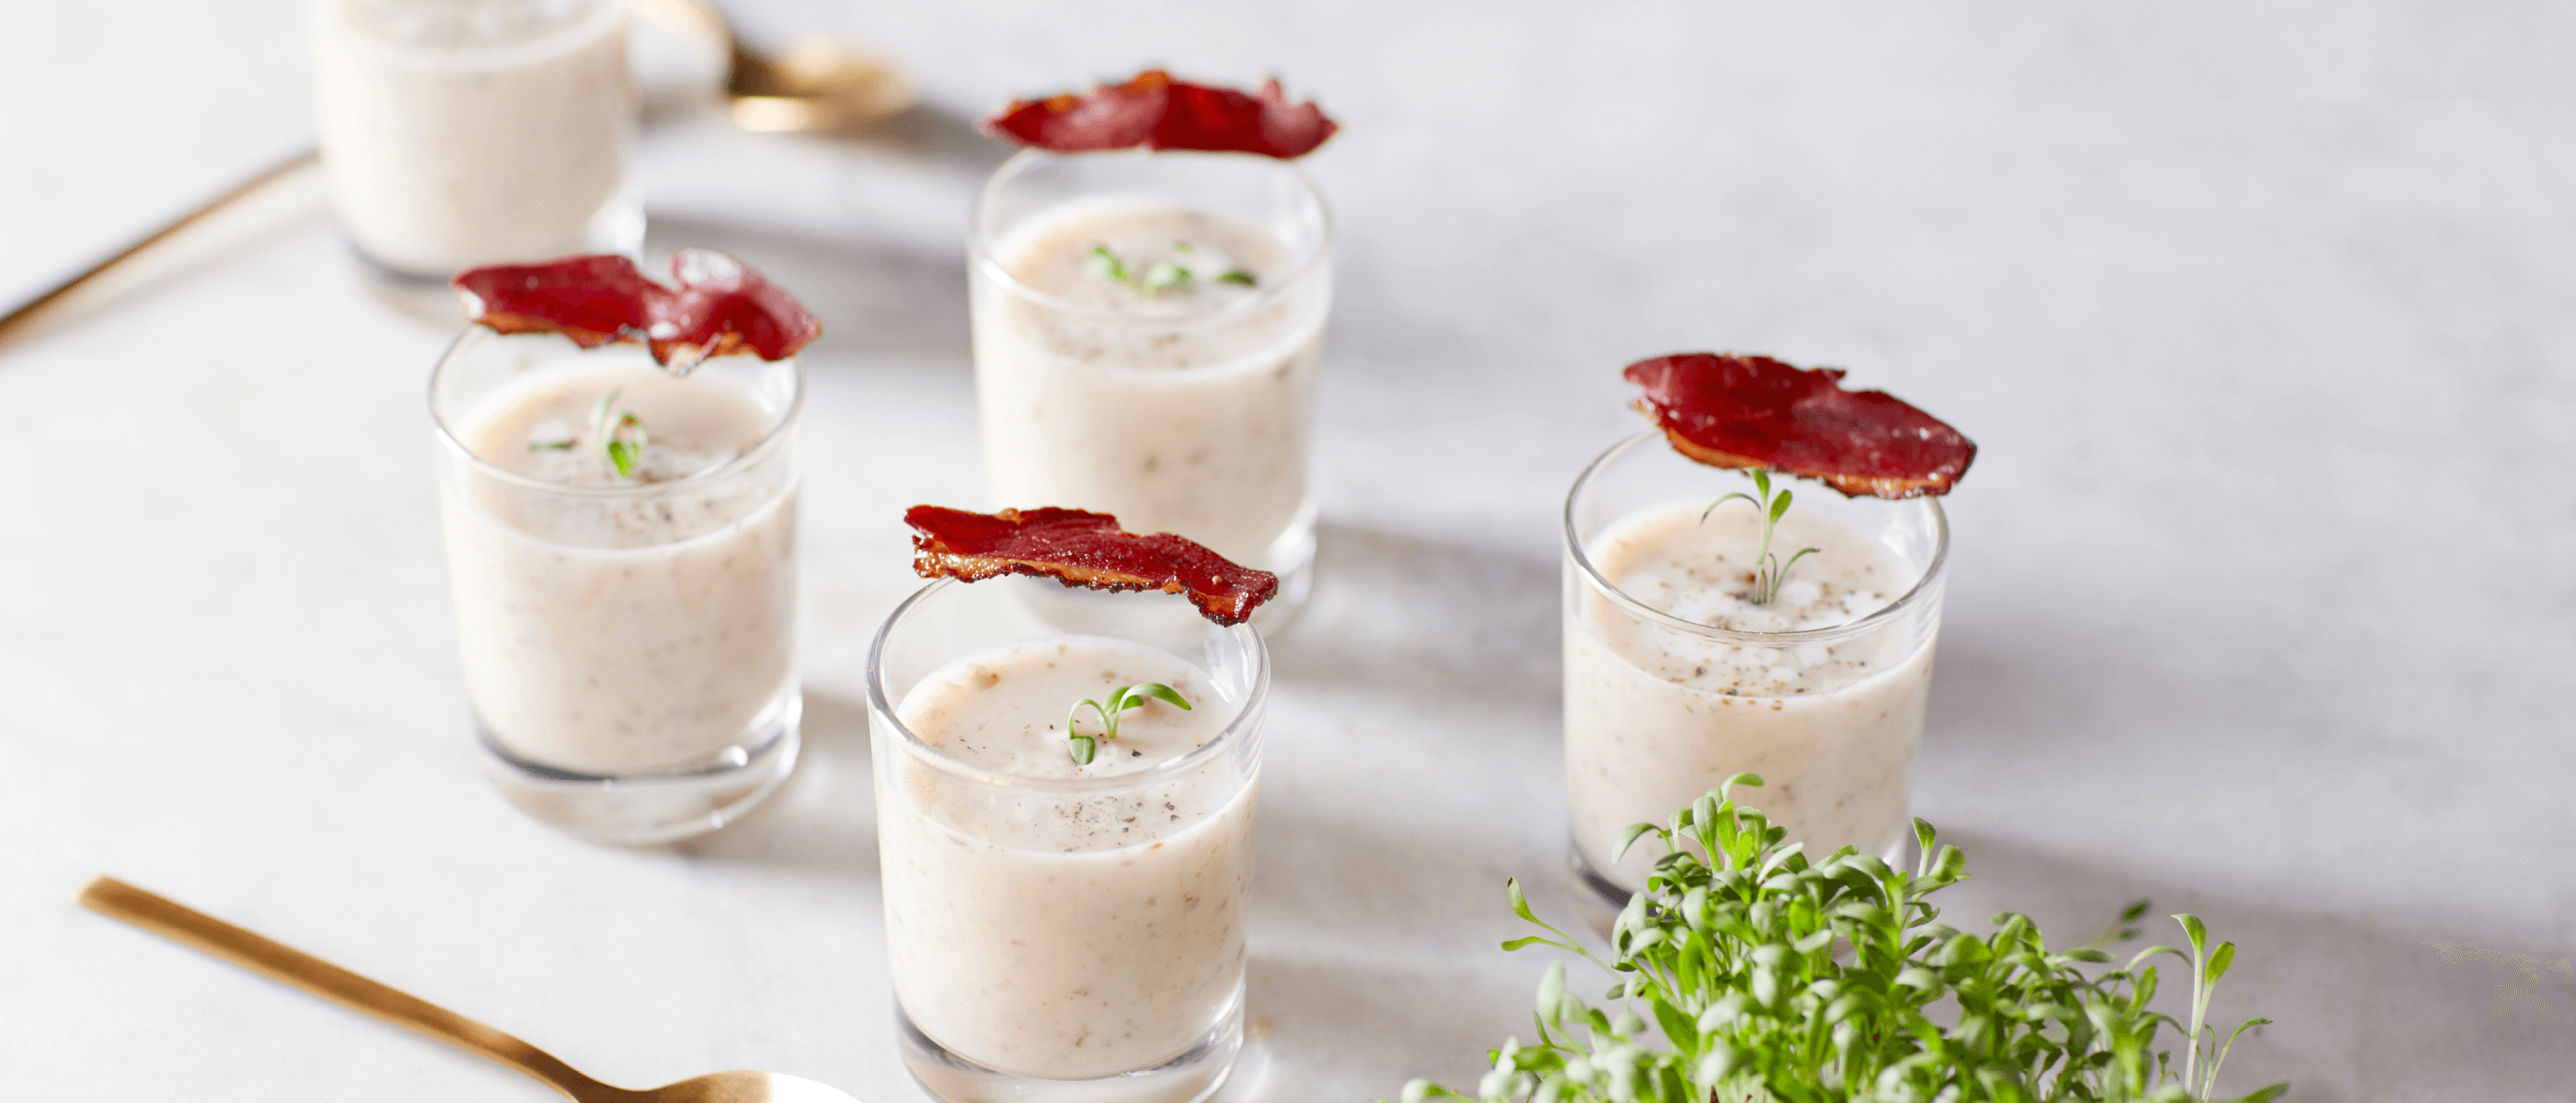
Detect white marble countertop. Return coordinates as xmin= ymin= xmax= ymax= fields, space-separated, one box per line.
xmin=4 ymin=3 xmax=2571 ymax=1100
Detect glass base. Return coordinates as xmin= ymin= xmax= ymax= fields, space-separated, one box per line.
xmin=476 ymin=695 xmax=801 ymax=845
xmin=1566 ymin=837 xmax=1638 ymax=937
xmin=342 ymin=183 xmax=646 ymax=286
xmin=349 ymin=243 xmax=465 ymax=288
xmin=897 ymin=985 xmax=1245 ymax=1103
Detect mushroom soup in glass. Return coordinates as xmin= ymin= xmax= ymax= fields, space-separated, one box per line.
xmin=313 ymin=0 xmax=643 ymax=281
xmin=868 ymin=577 xmax=1268 ymax=1103
xmin=429 ymin=326 xmax=801 ymax=844
xmin=968 ymin=148 xmax=1331 ymax=630
xmin=1562 ymin=430 xmax=1949 ymax=908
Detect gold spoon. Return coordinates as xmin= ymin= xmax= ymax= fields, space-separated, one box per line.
xmin=0 ymin=5 xmax=910 ymax=346
xmin=0 ymin=148 xmax=319 ymax=346
xmin=638 ymin=0 xmax=916 ymax=132
xmin=78 ymin=876 xmax=860 ymax=1103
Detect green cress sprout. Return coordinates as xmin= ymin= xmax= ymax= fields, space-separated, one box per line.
xmin=1064 ymin=683 xmax=1191 ymax=764
xmin=1403 ymin=776 xmax=2285 ymax=1103
xmin=1704 ymin=468 xmax=1820 ymax=606
xmin=529 ymin=388 xmax=648 ymax=479
xmin=1087 ymin=241 xmax=1257 ymax=296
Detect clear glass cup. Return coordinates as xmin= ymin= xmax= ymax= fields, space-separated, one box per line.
xmin=429 ymin=327 xmax=802 ymax=844
xmin=968 ymin=148 xmax=1333 ymax=630
xmin=1562 ymin=429 xmax=1949 ymax=906
xmin=312 ymin=0 xmax=645 ymax=281
xmin=868 ymin=578 xmax=1269 ymax=1103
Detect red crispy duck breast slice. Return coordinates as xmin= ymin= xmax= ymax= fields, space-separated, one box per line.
xmin=904 ymin=505 xmax=1282 ymax=626
xmin=983 ymin=70 xmax=1337 ymax=158
xmin=652 ymin=249 xmax=822 ymax=366
xmin=985 ymin=70 xmax=1169 ymax=152
xmin=453 ymin=250 xmax=821 ymax=369
xmin=449 ymin=254 xmax=660 ymax=350
xmin=1623 ymin=353 xmax=1976 ymax=499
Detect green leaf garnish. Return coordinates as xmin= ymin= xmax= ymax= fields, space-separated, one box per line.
xmin=605 ymin=437 xmax=639 ymax=478
xmin=529 ymin=441 xmax=575 ymax=451
xmin=1702 ymin=467 xmax=1821 ymax=605
xmin=1406 ymin=777 xmax=2286 ymax=1103
xmin=1063 ymin=682 xmax=1190 ymax=764
xmin=1086 ymin=242 xmax=1255 ymax=296
xmin=1144 ymin=260 xmax=1189 ymax=291
xmin=585 ymin=390 xmax=648 ymax=480
xmin=1085 ymin=244 xmax=1133 ymax=287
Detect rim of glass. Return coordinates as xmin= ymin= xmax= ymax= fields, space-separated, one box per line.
xmin=328 ymin=0 xmax=628 ymax=70
xmin=427 ymin=326 xmax=806 ymax=500
xmin=866 ymin=578 xmax=1271 ymax=794
xmin=1564 ymin=429 xmax=1951 ymax=647
xmin=966 ymin=147 xmax=1335 ymax=330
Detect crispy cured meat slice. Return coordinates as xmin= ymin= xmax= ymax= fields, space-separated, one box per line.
xmin=983 ymin=69 xmax=1337 ymax=159
xmin=905 ymin=505 xmax=1281 ymax=626
xmin=1624 ymin=352 xmax=1977 ymax=499
xmin=453 ymin=249 xmax=821 ymax=370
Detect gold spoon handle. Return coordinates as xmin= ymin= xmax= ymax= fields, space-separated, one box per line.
xmin=0 ymin=147 xmax=318 ymax=346
xmin=77 ymin=876 xmax=618 ymax=1102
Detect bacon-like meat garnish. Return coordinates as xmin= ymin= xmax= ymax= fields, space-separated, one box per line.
xmin=983 ymin=69 xmax=1337 ymax=159
xmin=1625 ymin=353 xmax=1976 ymax=499
xmin=453 ymin=250 xmax=822 ymax=370
xmin=906 ymin=506 xmax=1281 ymax=626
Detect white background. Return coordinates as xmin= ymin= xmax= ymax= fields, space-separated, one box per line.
xmin=2 ymin=2 xmax=2571 ymax=1099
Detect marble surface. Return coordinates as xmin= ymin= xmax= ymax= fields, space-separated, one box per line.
xmin=4 ymin=2 xmax=2572 ymax=1099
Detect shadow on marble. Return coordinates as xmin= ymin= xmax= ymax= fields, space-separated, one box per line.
xmin=1930 ymin=825 xmax=2576 ymax=1103
xmin=671 ymin=689 xmax=879 ymax=878
xmin=642 ymin=213 xmax=970 ymax=365
xmin=362 ymin=270 xmax=482 ymax=331
xmin=1238 ymin=783 xmax=1601 ymax=1095
xmin=833 ymin=103 xmax=1014 ymax=175
xmin=1272 ymin=520 xmax=1560 ymax=716
xmin=1248 ymin=787 xmax=1536 ymax=948
xmin=1923 ymin=586 xmax=2288 ymax=757
xmin=1240 ymin=952 xmax=1533 ymax=1100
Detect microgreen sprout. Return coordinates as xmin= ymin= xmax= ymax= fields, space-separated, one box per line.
xmin=1086 ymin=242 xmax=1256 ymax=296
xmin=581 ymin=388 xmax=648 ymax=479
xmin=526 ymin=390 xmax=645 ymax=475
xmin=1064 ymin=683 xmax=1191 ymax=764
xmin=1703 ymin=467 xmax=1820 ymax=605
xmin=1403 ymin=776 xmax=2285 ymax=1103
xmin=1086 ymin=245 xmax=1134 ymax=287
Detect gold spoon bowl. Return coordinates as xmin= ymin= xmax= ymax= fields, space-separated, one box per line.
xmin=642 ymin=0 xmax=916 ymax=132
xmin=78 ymin=877 xmax=861 ymax=1103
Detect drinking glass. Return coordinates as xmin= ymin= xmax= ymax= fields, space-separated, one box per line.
xmin=868 ymin=578 xmax=1269 ymax=1103
xmin=429 ymin=327 xmax=801 ymax=844
xmin=968 ymin=148 xmax=1332 ymax=628
xmin=1563 ymin=429 xmax=1949 ymax=907
xmin=313 ymin=0 xmax=644 ymax=281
